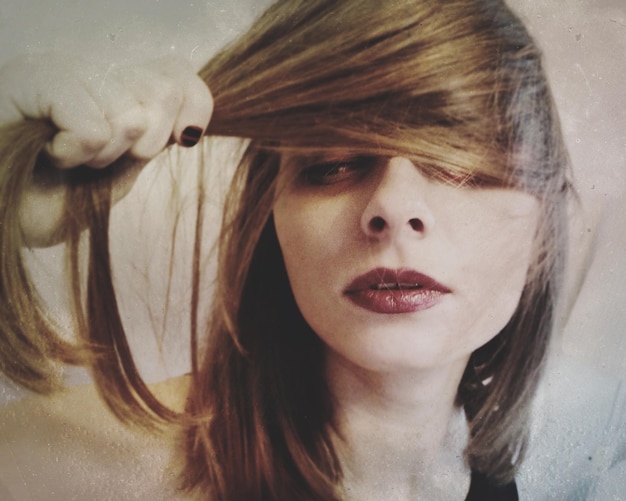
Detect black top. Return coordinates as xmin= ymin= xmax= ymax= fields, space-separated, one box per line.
xmin=465 ymin=470 xmax=518 ymax=501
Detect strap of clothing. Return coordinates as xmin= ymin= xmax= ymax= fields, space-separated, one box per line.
xmin=465 ymin=470 xmax=518 ymax=501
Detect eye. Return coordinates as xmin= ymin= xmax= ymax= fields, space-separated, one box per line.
xmin=300 ymin=156 xmax=379 ymax=186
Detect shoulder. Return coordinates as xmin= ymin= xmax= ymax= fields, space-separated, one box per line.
xmin=0 ymin=376 xmax=192 ymax=500
xmin=517 ymin=353 xmax=626 ymax=499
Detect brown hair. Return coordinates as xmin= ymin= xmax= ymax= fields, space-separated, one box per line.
xmin=181 ymin=0 xmax=571 ymax=498
xmin=0 ymin=121 xmax=178 ymax=425
xmin=0 ymin=0 xmax=571 ymax=496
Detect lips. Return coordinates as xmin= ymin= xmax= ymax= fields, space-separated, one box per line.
xmin=344 ymin=267 xmax=450 ymax=314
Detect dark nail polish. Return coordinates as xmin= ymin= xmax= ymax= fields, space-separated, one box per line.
xmin=180 ymin=126 xmax=203 ymax=147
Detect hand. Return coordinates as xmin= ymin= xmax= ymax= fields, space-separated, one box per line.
xmin=0 ymin=52 xmax=213 ymax=167
xmin=0 ymin=53 xmax=214 ymax=246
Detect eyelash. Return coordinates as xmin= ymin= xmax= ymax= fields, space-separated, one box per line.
xmin=299 ymin=156 xmax=379 ymax=186
xmin=297 ymin=156 xmax=496 ymax=189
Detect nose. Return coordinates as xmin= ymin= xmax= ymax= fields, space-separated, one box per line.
xmin=360 ymin=157 xmax=435 ymax=240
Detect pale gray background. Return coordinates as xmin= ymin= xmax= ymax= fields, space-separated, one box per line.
xmin=0 ymin=0 xmax=624 ymax=385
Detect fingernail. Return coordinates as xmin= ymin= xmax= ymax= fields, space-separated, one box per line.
xmin=180 ymin=126 xmax=203 ymax=147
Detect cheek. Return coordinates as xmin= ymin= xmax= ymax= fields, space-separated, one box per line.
xmin=273 ymin=185 xmax=360 ymax=265
xmin=455 ymin=190 xmax=539 ymax=282
xmin=274 ymin=201 xmax=330 ymax=339
xmin=273 ymin=184 xmax=541 ymax=370
xmin=273 ymin=189 xmax=368 ymax=350
xmin=455 ymin=202 xmax=539 ymax=345
xmin=274 ymin=197 xmax=325 ymax=272
xmin=273 ymin=194 xmax=344 ymax=298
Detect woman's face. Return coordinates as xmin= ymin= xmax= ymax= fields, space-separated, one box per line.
xmin=273 ymin=154 xmax=539 ymax=374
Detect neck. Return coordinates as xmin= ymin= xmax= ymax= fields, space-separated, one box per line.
xmin=327 ymin=352 xmax=471 ymax=500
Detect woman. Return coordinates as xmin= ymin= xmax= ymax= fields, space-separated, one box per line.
xmin=179 ymin=1 xmax=568 ymax=498
xmin=0 ymin=0 xmax=621 ymax=499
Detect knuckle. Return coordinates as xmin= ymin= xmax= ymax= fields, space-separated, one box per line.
xmin=158 ymin=79 xmax=183 ymax=107
xmin=192 ymin=79 xmax=214 ymax=108
xmin=130 ymin=145 xmax=156 ymax=161
xmin=79 ymin=129 xmax=111 ymax=155
xmin=129 ymin=133 xmax=163 ymax=160
xmin=122 ymin=125 xmax=144 ymax=142
xmin=119 ymin=114 xmax=147 ymax=142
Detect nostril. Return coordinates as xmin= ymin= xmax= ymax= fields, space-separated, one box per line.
xmin=369 ymin=216 xmax=386 ymax=232
xmin=409 ymin=218 xmax=424 ymax=232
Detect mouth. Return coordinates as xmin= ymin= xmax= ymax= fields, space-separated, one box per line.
xmin=369 ymin=283 xmax=426 ymax=291
xmin=344 ymin=268 xmax=450 ymax=314
xmin=346 ymin=268 xmax=450 ymax=293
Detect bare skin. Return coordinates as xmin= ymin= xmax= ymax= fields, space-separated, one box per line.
xmin=0 ymin=376 xmax=191 ymax=500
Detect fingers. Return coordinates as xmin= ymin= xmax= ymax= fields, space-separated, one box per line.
xmin=46 ymin=73 xmax=148 ymax=169
xmin=1 ymin=55 xmax=123 ymax=168
xmin=1 ymin=54 xmax=214 ymax=170
xmin=123 ymin=70 xmax=185 ymax=160
xmin=118 ymin=56 xmax=214 ymax=160
xmin=85 ymin=106 xmax=147 ymax=168
xmin=172 ymin=64 xmax=214 ymax=147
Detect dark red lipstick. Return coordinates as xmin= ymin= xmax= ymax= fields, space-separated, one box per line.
xmin=344 ymin=268 xmax=450 ymax=314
